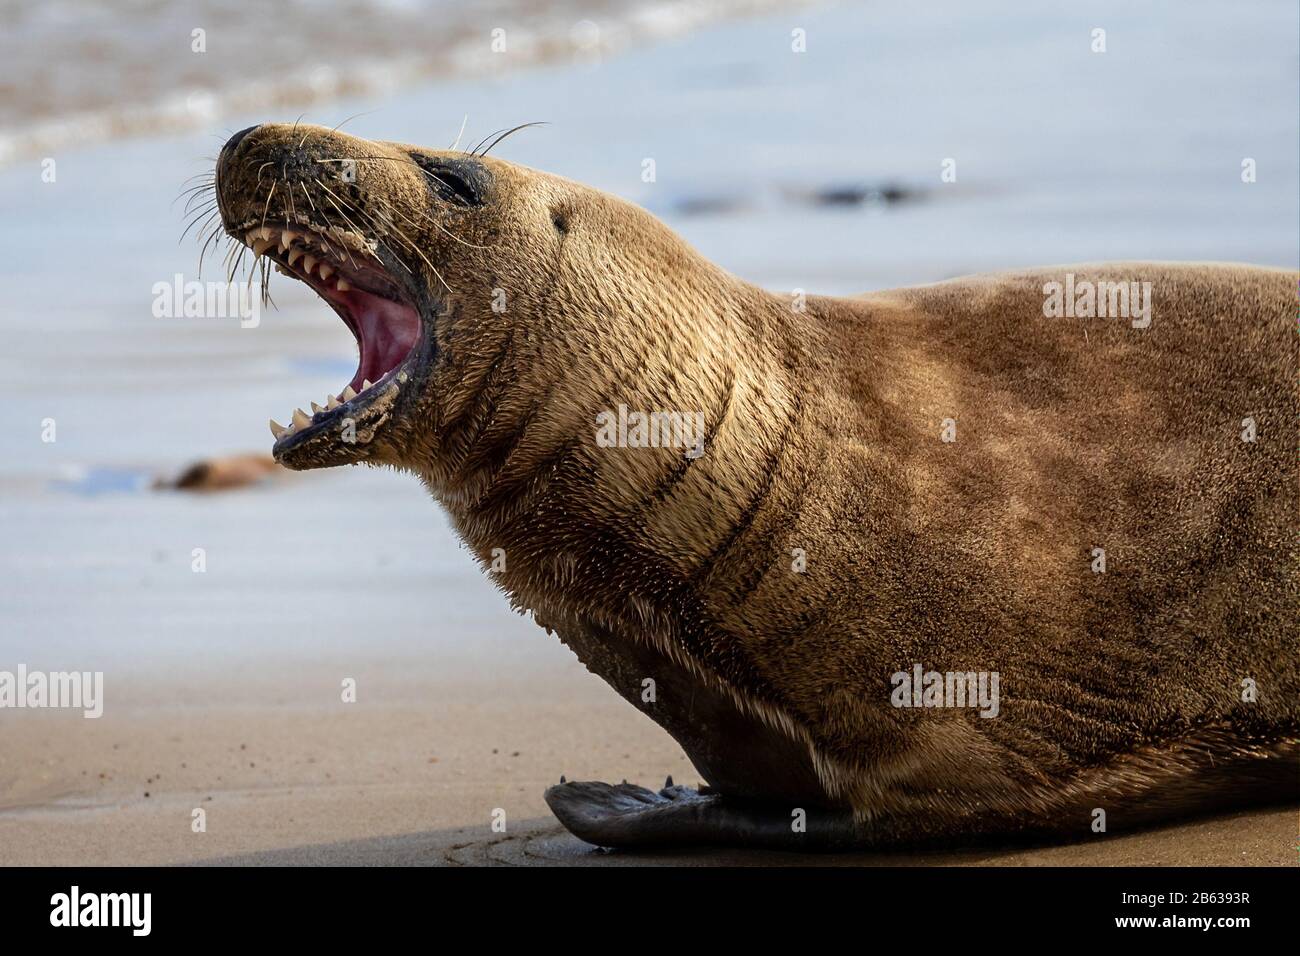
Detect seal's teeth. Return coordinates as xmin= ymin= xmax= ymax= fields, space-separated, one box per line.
xmin=362 ymin=378 xmax=374 ymax=392
xmin=310 ymin=401 xmax=324 ymax=414
xmin=319 ymin=264 xmax=335 ymax=281
xmin=341 ymin=385 xmax=357 ymax=401
xmin=287 ymin=247 xmax=304 ymax=266
xmin=292 ymin=408 xmax=312 ymax=430
xmin=326 ymin=394 xmax=341 ymax=409
xmin=280 ymin=230 xmax=298 ymax=250
xmin=274 ymin=264 xmax=290 ymax=276
xmin=303 ymin=255 xmax=318 ymax=275
xmin=269 ymin=418 xmax=287 ymax=439
xmin=336 ymin=278 xmax=351 ymax=292
xmin=252 ymin=238 xmax=273 ymax=256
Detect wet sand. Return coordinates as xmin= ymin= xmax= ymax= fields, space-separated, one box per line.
xmin=1 ymin=658 xmax=1293 ymax=866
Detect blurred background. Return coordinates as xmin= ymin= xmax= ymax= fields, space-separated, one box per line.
xmin=0 ymin=0 xmax=1296 ymax=864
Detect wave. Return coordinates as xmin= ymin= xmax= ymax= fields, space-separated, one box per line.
xmin=0 ymin=0 xmax=820 ymax=167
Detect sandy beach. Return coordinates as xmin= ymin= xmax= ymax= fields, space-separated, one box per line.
xmin=2 ymin=0 xmax=1297 ymax=866
xmin=4 ymin=657 xmax=1295 ymax=866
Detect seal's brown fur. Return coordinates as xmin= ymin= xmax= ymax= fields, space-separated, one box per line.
xmin=218 ymin=123 xmax=1298 ymax=841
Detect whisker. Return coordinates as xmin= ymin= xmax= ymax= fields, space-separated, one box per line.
xmin=331 ymin=109 xmax=378 ymax=134
xmin=183 ymin=189 xmax=217 ymax=216
xmin=314 ymin=178 xmax=407 ymax=275
xmin=449 ymin=114 xmax=469 ymax=151
xmin=260 ymin=181 xmax=278 ymax=232
xmin=181 ymin=207 xmax=219 ymax=245
xmin=474 ymin=121 xmax=548 ymax=158
xmin=313 ymin=179 xmax=415 ymax=276
xmin=318 ymin=154 xmax=492 ymax=248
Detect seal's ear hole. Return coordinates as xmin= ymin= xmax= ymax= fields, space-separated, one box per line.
xmin=551 ymin=210 xmax=570 ymax=234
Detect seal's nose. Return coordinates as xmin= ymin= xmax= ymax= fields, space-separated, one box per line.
xmin=223 ymin=125 xmax=260 ymax=155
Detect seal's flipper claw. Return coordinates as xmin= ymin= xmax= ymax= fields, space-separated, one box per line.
xmin=544 ymin=779 xmax=716 ymax=848
xmin=543 ymin=779 xmax=860 ymax=851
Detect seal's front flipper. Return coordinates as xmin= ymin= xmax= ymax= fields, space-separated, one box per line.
xmin=543 ymin=778 xmax=860 ymax=851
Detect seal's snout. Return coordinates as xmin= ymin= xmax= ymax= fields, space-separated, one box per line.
xmin=217 ymin=123 xmax=349 ymax=200
xmin=209 ymin=121 xmax=444 ymax=472
xmin=222 ymin=124 xmax=260 ymax=156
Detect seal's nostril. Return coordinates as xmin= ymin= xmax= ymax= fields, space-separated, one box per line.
xmin=224 ymin=125 xmax=260 ymax=155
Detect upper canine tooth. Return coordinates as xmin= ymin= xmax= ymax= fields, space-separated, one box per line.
xmin=287 ymin=248 xmax=304 ymax=266
xmin=335 ymin=279 xmax=351 ymax=291
xmin=280 ymin=231 xmax=298 ymax=250
xmin=269 ymin=418 xmax=288 ymax=439
xmin=303 ymin=255 xmax=317 ymax=274
xmin=319 ymin=264 xmax=334 ymax=281
xmin=292 ymin=408 xmax=312 ymax=430
xmin=252 ymin=238 xmax=273 ymax=255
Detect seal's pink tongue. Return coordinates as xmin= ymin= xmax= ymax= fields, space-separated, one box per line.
xmin=331 ymin=287 xmax=421 ymax=392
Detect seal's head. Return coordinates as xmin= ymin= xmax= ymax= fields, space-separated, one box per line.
xmin=216 ymin=121 xmax=772 ymax=511
xmin=215 ymin=122 xmax=591 ymax=475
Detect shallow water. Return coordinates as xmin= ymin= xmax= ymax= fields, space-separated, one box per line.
xmin=1 ymin=0 xmax=1296 ymax=671
xmin=0 ymin=0 xmax=820 ymax=166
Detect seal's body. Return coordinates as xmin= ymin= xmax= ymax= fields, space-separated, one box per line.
xmin=214 ymin=123 xmax=1298 ymax=849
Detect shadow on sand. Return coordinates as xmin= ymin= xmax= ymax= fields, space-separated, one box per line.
xmin=193 ymin=807 xmax=1298 ymax=867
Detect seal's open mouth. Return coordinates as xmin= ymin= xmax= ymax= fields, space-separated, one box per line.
xmin=236 ymin=223 xmax=424 ymax=459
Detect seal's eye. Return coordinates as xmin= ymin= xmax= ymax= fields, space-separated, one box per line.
xmin=411 ymin=155 xmax=488 ymax=208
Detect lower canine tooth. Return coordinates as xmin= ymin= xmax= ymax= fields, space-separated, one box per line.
xmin=311 ymin=401 xmax=324 ymax=413
xmin=292 ymin=408 xmax=312 ymax=430
xmin=303 ymin=255 xmax=317 ymax=274
xmin=336 ymin=279 xmax=351 ymax=291
xmin=269 ymin=419 xmax=287 ymax=439
xmin=319 ymin=264 xmax=335 ymax=281
xmin=361 ymin=379 xmax=373 ymax=391
xmin=287 ymin=248 xmax=304 ymax=266
xmin=341 ymin=385 xmax=357 ymax=401
xmin=326 ymin=394 xmax=341 ymax=409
